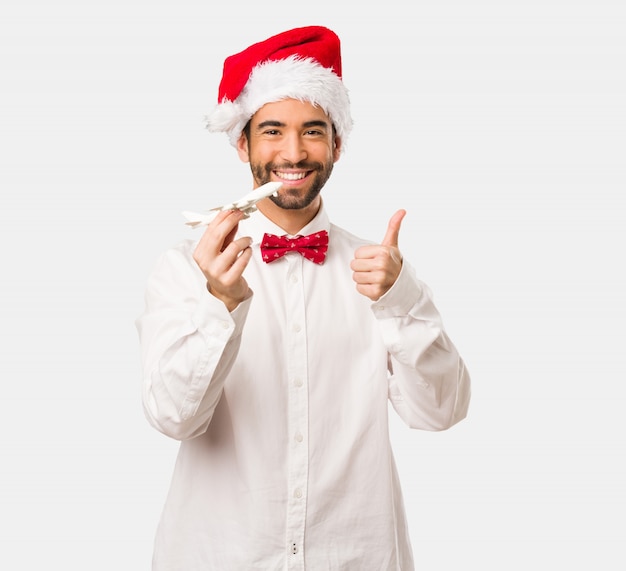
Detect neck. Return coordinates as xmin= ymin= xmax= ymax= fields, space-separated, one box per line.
xmin=257 ymin=197 xmax=322 ymax=235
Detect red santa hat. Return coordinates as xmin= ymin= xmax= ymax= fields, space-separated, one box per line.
xmin=205 ymin=26 xmax=353 ymax=149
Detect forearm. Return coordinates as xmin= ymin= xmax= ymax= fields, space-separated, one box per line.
xmin=374 ymin=263 xmax=471 ymax=430
xmin=136 ymin=244 xmax=251 ymax=439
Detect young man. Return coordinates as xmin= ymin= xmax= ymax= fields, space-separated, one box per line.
xmin=136 ymin=25 xmax=471 ymax=570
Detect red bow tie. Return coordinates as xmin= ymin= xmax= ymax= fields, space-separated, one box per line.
xmin=261 ymin=231 xmax=329 ymax=264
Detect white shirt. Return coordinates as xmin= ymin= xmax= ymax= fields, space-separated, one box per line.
xmin=136 ymin=205 xmax=471 ymax=571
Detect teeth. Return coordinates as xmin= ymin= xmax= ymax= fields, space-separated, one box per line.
xmin=277 ymin=172 xmax=306 ymax=181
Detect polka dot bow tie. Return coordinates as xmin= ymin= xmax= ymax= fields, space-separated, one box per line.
xmin=261 ymin=230 xmax=329 ymax=265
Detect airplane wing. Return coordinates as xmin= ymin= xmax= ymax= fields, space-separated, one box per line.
xmin=182 ymin=181 xmax=282 ymax=228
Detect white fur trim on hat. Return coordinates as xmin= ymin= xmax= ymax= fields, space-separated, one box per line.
xmin=206 ymin=56 xmax=353 ymax=149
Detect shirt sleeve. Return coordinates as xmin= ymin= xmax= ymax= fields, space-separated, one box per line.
xmin=371 ymin=262 xmax=471 ymax=431
xmin=135 ymin=242 xmax=252 ymax=440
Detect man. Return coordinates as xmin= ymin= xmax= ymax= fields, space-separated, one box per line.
xmin=136 ymin=25 xmax=471 ymax=570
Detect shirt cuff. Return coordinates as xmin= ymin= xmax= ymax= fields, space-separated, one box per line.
xmin=371 ymin=262 xmax=427 ymax=318
xmin=192 ymin=289 xmax=253 ymax=342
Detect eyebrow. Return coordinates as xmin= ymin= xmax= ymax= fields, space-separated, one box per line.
xmin=256 ymin=119 xmax=330 ymax=130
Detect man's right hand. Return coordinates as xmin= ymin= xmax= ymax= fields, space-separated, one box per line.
xmin=193 ymin=209 xmax=253 ymax=311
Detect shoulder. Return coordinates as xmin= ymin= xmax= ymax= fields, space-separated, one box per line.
xmin=150 ymin=239 xmax=199 ymax=279
xmin=328 ymin=223 xmax=374 ymax=250
xmin=157 ymin=238 xmax=196 ymax=263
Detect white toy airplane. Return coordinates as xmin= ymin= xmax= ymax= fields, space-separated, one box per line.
xmin=182 ymin=181 xmax=282 ymax=228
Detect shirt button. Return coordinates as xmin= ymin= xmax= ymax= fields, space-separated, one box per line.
xmin=292 ymin=323 xmax=301 ymax=333
xmin=290 ymin=274 xmax=299 ymax=284
xmin=295 ymin=432 xmax=303 ymax=443
xmin=294 ymin=488 xmax=303 ymax=499
xmin=293 ymin=378 xmax=303 ymax=388
xmin=220 ymin=320 xmax=230 ymax=329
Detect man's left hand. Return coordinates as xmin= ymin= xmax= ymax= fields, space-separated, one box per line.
xmin=351 ymin=209 xmax=406 ymax=301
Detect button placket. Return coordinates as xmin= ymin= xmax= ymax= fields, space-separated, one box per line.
xmin=284 ymin=254 xmax=308 ymax=569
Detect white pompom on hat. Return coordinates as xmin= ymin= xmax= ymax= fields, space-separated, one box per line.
xmin=205 ymin=26 xmax=353 ymax=149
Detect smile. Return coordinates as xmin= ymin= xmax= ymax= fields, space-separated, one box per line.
xmin=275 ymin=171 xmax=307 ymax=181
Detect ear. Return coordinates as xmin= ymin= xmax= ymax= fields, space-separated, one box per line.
xmin=237 ymin=132 xmax=250 ymax=163
xmin=332 ymin=135 xmax=342 ymax=163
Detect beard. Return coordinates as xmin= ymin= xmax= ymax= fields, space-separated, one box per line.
xmin=249 ymin=159 xmax=334 ymax=210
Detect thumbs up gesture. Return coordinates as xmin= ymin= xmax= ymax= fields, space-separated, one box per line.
xmin=350 ymin=209 xmax=406 ymax=301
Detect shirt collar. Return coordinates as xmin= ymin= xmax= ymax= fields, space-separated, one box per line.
xmin=239 ymin=201 xmax=331 ymax=244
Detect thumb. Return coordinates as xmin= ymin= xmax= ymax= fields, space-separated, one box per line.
xmin=381 ymin=209 xmax=406 ymax=247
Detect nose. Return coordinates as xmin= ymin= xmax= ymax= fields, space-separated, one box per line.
xmin=278 ymin=132 xmax=307 ymax=164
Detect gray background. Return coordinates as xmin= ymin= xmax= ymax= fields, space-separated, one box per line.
xmin=1 ymin=0 xmax=624 ymax=568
